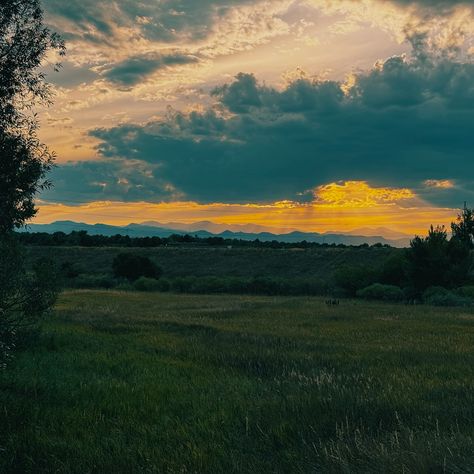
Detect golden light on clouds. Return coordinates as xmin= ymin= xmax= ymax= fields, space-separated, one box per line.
xmin=424 ymin=179 xmax=455 ymax=189
xmin=314 ymin=181 xmax=415 ymax=207
xmin=35 ymin=181 xmax=457 ymax=237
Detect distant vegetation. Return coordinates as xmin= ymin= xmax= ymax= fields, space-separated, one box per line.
xmin=17 ymin=229 xmax=392 ymax=249
xmin=20 ymin=206 xmax=474 ymax=306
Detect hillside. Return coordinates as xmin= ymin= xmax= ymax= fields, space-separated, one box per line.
xmin=27 ymin=245 xmax=399 ymax=280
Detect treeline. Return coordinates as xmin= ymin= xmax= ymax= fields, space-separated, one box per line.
xmin=17 ymin=230 xmax=392 ymax=250
xmin=334 ymin=207 xmax=474 ymax=305
xmin=56 ymin=207 xmax=474 ymax=306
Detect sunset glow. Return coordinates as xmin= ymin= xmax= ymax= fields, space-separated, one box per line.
xmin=34 ymin=0 xmax=474 ymax=237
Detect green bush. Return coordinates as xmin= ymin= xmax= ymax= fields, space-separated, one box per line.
xmin=455 ymin=286 xmax=474 ymax=299
xmin=171 ymin=276 xmax=198 ymax=293
xmin=357 ymin=283 xmax=404 ymax=302
xmin=115 ymin=281 xmax=134 ymax=291
xmin=333 ymin=265 xmax=379 ymax=297
xmin=155 ymin=278 xmax=171 ymax=292
xmin=134 ymin=277 xmax=162 ymax=292
xmin=74 ymin=274 xmax=116 ymax=289
xmin=422 ymin=287 xmax=470 ymax=307
xmin=189 ymin=276 xmax=230 ymax=294
xmin=0 ymin=238 xmax=60 ymax=369
xmin=112 ymin=253 xmax=162 ymax=281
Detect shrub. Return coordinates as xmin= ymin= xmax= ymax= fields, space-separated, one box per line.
xmin=115 ymin=281 xmax=134 ymax=291
xmin=333 ymin=265 xmax=379 ymax=297
xmin=0 ymin=238 xmax=59 ymax=368
xmin=156 ymin=278 xmax=171 ymax=292
xmin=134 ymin=277 xmax=162 ymax=292
xmin=112 ymin=253 xmax=162 ymax=281
xmin=60 ymin=261 xmax=81 ymax=279
xmin=455 ymin=286 xmax=474 ymax=299
xmin=74 ymin=274 xmax=116 ymax=289
xmin=357 ymin=283 xmax=404 ymax=302
xmin=189 ymin=276 xmax=229 ymax=294
xmin=171 ymin=276 xmax=197 ymax=293
xmin=422 ymin=286 xmax=470 ymax=307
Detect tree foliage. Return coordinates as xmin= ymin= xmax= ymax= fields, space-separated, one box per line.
xmin=0 ymin=236 xmax=59 ymax=367
xmin=451 ymin=206 xmax=474 ymax=249
xmin=0 ymin=0 xmax=65 ymax=233
xmin=112 ymin=253 xmax=163 ymax=281
xmin=0 ymin=0 xmax=64 ymax=367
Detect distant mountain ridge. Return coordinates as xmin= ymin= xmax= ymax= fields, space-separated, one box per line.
xmin=22 ymin=220 xmax=411 ymax=247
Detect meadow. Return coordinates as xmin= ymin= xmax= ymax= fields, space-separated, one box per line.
xmin=1 ymin=290 xmax=474 ymax=473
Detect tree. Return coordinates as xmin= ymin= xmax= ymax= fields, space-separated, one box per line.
xmin=406 ymin=224 xmax=471 ymax=294
xmin=451 ymin=205 xmax=474 ymax=249
xmin=112 ymin=253 xmax=163 ymax=281
xmin=1 ymin=0 xmax=65 ymax=233
xmin=406 ymin=226 xmax=450 ymax=293
xmin=0 ymin=0 xmax=64 ymax=367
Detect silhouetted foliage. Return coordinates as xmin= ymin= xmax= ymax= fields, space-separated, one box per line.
xmin=0 ymin=236 xmax=59 ymax=367
xmin=0 ymin=0 xmax=64 ymax=367
xmin=333 ymin=265 xmax=379 ymax=297
xmin=451 ymin=206 xmax=474 ymax=249
xmin=357 ymin=283 xmax=404 ymax=302
xmin=16 ymin=229 xmax=394 ymax=250
xmin=112 ymin=253 xmax=162 ymax=281
xmin=406 ymin=225 xmax=471 ymax=294
xmin=0 ymin=0 xmax=65 ymax=233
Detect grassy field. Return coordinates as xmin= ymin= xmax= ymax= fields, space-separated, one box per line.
xmin=1 ymin=291 xmax=474 ymax=473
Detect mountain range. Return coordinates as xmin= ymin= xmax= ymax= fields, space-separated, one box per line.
xmin=22 ymin=220 xmax=411 ymax=247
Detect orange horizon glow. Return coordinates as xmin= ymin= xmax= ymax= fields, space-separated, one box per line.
xmin=34 ymin=181 xmax=459 ymax=238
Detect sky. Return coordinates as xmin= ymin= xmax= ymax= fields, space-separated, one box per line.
xmin=35 ymin=0 xmax=474 ymax=236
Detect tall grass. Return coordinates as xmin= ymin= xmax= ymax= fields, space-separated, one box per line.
xmin=1 ymin=291 xmax=473 ymax=473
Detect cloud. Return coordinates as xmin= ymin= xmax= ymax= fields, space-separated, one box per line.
xmin=314 ymin=181 xmax=415 ymax=207
xmin=103 ymin=53 xmax=199 ymax=86
xmin=424 ymin=179 xmax=455 ymax=189
xmin=83 ymin=54 xmax=474 ymax=208
xmin=43 ymin=0 xmax=279 ymax=48
xmin=43 ymin=159 xmax=183 ymax=204
xmin=37 ymin=181 xmax=457 ymax=236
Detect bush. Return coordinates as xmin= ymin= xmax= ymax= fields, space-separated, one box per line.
xmin=171 ymin=276 xmax=198 ymax=293
xmin=455 ymin=286 xmax=474 ymax=299
xmin=74 ymin=274 xmax=116 ymax=289
xmin=134 ymin=277 xmax=162 ymax=292
xmin=188 ymin=276 xmax=229 ymax=294
xmin=357 ymin=283 xmax=404 ymax=302
xmin=422 ymin=286 xmax=470 ymax=307
xmin=60 ymin=261 xmax=82 ymax=279
xmin=333 ymin=265 xmax=379 ymax=297
xmin=112 ymin=253 xmax=162 ymax=281
xmin=0 ymin=237 xmax=59 ymax=368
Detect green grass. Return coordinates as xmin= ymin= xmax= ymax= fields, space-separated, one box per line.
xmin=1 ymin=291 xmax=474 ymax=473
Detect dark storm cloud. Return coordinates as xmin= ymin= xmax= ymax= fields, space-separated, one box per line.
xmin=103 ymin=53 xmax=198 ymax=86
xmin=42 ymin=159 xmax=177 ymax=204
xmin=83 ymin=56 xmax=474 ymax=207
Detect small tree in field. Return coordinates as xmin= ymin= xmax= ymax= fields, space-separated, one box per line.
xmin=0 ymin=0 xmax=64 ymax=367
xmin=112 ymin=253 xmax=163 ymax=281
